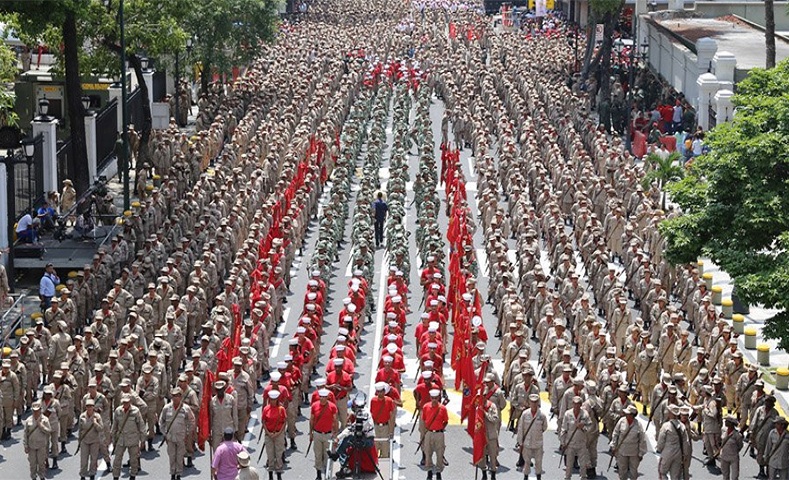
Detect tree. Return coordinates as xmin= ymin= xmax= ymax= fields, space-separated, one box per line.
xmin=582 ymin=0 xmax=625 ymax=129
xmin=184 ymin=0 xmax=279 ymax=95
xmin=0 ymin=1 xmax=91 ymax=195
xmin=766 ymin=0 xmax=776 ymax=68
xmin=87 ymin=0 xmax=192 ymax=168
xmin=641 ymin=151 xmax=684 ymax=210
xmin=660 ymin=59 xmax=789 ymax=350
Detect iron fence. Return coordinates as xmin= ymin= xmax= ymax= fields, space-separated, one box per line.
xmin=96 ymin=98 xmax=119 ymax=172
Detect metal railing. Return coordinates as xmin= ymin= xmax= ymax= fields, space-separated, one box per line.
xmin=96 ymin=99 xmax=119 ymax=173
xmin=56 ymin=138 xmax=72 ymax=188
xmin=0 ymin=294 xmax=33 ymax=351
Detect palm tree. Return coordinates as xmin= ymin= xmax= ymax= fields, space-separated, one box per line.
xmin=642 ymin=151 xmax=684 ymax=209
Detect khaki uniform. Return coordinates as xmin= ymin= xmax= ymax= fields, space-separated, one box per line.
xmin=517 ymin=407 xmax=548 ymax=476
xmin=111 ymin=405 xmax=146 ymax=478
xmin=720 ymin=427 xmax=743 ymax=480
xmin=158 ymin=401 xmax=195 ymax=476
xmin=136 ymin=375 xmax=161 ymax=440
xmin=0 ymin=370 xmax=20 ymax=429
xmin=23 ymin=414 xmax=52 ymax=480
xmin=560 ymin=408 xmax=592 ymax=479
xmin=231 ymin=370 xmax=254 ymax=441
xmin=78 ymin=411 xmax=104 ymax=478
xmin=610 ymin=416 xmax=647 ymax=480
xmin=211 ymin=395 xmax=238 ymax=448
xmin=656 ymin=419 xmax=687 ymax=480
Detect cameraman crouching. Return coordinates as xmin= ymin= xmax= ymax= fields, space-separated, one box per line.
xmin=330 ymin=396 xmax=376 ymax=477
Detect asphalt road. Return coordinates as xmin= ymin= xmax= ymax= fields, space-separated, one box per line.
xmin=0 ymin=93 xmax=766 ymax=480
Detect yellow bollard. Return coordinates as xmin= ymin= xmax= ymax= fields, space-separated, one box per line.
xmin=757 ymin=344 xmax=771 ymax=366
xmin=777 ymin=368 xmax=789 ymax=391
xmin=702 ymin=272 xmax=713 ymax=290
xmin=722 ymin=299 xmax=733 ymax=319
xmin=732 ymin=314 xmax=745 ymax=334
xmin=744 ymin=327 xmax=757 ymax=349
xmin=711 ymin=286 xmax=723 ymax=305
xmin=697 ymin=260 xmax=704 ymax=275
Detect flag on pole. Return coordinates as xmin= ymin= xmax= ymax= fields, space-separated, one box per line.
xmin=197 ymin=369 xmax=215 ymax=451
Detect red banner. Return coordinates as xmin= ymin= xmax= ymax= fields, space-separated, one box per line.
xmin=197 ymin=369 xmax=215 ymax=451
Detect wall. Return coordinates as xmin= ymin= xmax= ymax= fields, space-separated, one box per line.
xmin=691 ymin=2 xmax=789 ymax=30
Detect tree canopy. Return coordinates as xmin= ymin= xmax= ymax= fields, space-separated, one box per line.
xmin=660 ymin=59 xmax=789 ymax=349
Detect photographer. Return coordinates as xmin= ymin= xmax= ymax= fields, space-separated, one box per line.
xmin=330 ymin=396 xmax=375 ymax=477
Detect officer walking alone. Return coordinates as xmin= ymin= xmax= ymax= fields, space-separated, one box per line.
xmin=373 ymin=191 xmax=388 ymax=249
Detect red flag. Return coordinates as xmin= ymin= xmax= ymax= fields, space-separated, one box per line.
xmin=449 ymin=22 xmax=457 ymax=39
xmin=472 ymin=404 xmax=487 ymax=465
xmin=462 ymin=360 xmax=487 ymax=429
xmin=216 ymin=304 xmax=243 ymax=373
xmin=197 ymin=369 xmax=215 ymax=451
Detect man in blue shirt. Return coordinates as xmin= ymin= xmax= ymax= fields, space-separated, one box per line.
xmin=39 ymin=263 xmax=60 ymax=310
xmin=373 ymin=191 xmax=388 ymax=249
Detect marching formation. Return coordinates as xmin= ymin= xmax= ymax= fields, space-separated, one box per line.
xmin=4 ymin=0 xmax=785 ymax=479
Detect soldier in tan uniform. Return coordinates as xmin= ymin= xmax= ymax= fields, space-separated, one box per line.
xmin=24 ymin=401 xmax=52 ymax=480
xmin=136 ymin=363 xmax=160 ymax=451
xmin=78 ymin=398 xmax=104 ymax=480
xmin=0 ymin=359 xmax=20 ymax=439
xmin=610 ymin=405 xmax=647 ymax=480
xmin=111 ymin=393 xmax=146 ymax=480
xmin=210 ymin=380 xmax=238 ymax=448
xmin=516 ymin=393 xmax=548 ymax=480
xmin=158 ymin=387 xmax=195 ymax=480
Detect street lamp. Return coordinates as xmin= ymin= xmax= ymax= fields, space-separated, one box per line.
xmin=3 ymin=137 xmax=37 ymax=291
xmin=140 ymin=56 xmax=150 ymax=71
xmin=81 ymin=95 xmax=91 ymax=113
xmin=37 ymin=97 xmax=50 ymax=119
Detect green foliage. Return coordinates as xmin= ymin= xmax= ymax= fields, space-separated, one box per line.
xmin=661 ymin=58 xmax=789 ymax=350
xmin=184 ymin=0 xmax=280 ymax=81
xmin=590 ymin=0 xmax=624 ymax=17
xmin=641 ymin=151 xmax=684 ymax=209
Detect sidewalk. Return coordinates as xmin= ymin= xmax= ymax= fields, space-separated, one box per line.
xmin=700 ymin=257 xmax=789 ymax=413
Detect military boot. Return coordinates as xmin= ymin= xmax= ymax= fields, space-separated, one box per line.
xmin=268 ymin=472 xmax=274 ymax=480
xmin=60 ymin=441 xmax=67 ymax=454
xmin=50 ymin=458 xmax=58 ymax=469
xmin=316 ymin=469 xmax=322 ymax=480
xmin=276 ymin=473 xmax=282 ymax=480
xmin=147 ymin=439 xmax=154 ymax=451
xmin=436 ymin=474 xmax=442 ymax=480
xmin=290 ymin=438 xmax=297 ymax=450
xmin=427 ymin=471 xmax=433 ymax=480
xmin=186 ymin=456 xmax=194 ymax=468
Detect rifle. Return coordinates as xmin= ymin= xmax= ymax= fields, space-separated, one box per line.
xmin=646 ymin=386 xmax=671 ymax=431
xmin=607 ymin=420 xmax=638 ymax=471
xmin=112 ymin=410 xmax=132 ymax=448
xmin=515 ymin=408 xmax=540 ymax=444
xmin=75 ymin=419 xmax=97 ymax=455
xmin=409 ymin=408 xmax=421 ymax=435
xmin=305 ymin=437 xmax=313 ymax=456
xmin=742 ymin=413 xmax=772 ymax=457
xmin=732 ymin=374 xmax=761 ymax=416
xmin=559 ymin=422 xmax=583 ymax=467
xmin=158 ymin=401 xmax=184 ymax=447
xmin=256 ymin=436 xmax=267 ymax=463
xmin=712 ymin=427 xmax=739 ymax=459
xmin=415 ymin=404 xmax=445 ymax=454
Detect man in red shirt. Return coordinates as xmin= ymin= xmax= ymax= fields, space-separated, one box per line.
xmin=423 ymin=389 xmax=449 ymax=480
xmin=326 ymin=360 xmax=353 ymax=428
xmin=262 ymin=390 xmax=287 ymax=480
xmin=370 ymin=382 xmax=397 ymax=457
xmin=309 ymin=389 xmax=339 ymax=480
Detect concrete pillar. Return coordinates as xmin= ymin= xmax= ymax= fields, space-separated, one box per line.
xmin=713 ymin=51 xmax=737 ymax=90
xmin=31 ymin=117 xmax=58 ymax=194
xmin=84 ymin=111 xmax=98 ymax=182
xmin=143 ymin=70 xmax=154 ymax=113
xmin=697 ymin=73 xmax=720 ymax=130
xmin=108 ymin=83 xmax=122 ymax=134
xmin=715 ymin=89 xmax=735 ymax=123
xmin=696 ymin=37 xmax=718 ymax=77
xmin=0 ymin=163 xmax=7 ymax=251
xmin=668 ymin=0 xmax=683 ymax=11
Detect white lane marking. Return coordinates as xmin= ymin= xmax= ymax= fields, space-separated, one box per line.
xmin=368 ymin=252 xmax=390 ymax=399
xmin=269 ymin=307 xmax=291 ymax=360
xmin=477 ymin=248 xmax=488 ymax=279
